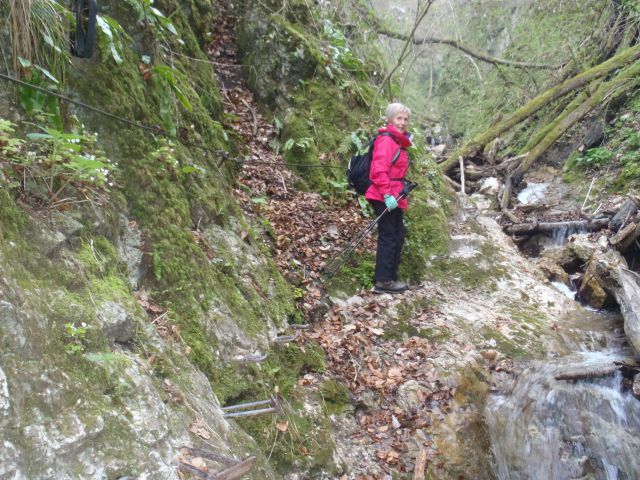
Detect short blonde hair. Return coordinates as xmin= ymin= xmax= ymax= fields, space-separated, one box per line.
xmin=385 ymin=103 xmax=411 ymax=122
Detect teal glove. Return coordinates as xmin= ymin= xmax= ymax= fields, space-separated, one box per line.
xmin=384 ymin=194 xmax=398 ymax=211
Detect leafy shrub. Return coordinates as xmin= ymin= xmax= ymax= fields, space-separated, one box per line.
xmin=565 ymin=147 xmax=613 ymax=171
xmin=96 ymin=14 xmax=130 ymax=64
xmin=0 ymin=118 xmax=115 ymax=208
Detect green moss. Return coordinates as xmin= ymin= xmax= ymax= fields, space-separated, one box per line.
xmin=0 ymin=189 xmax=26 ymax=239
xmin=401 ymin=160 xmax=451 ymax=282
xmin=238 ymin=402 xmax=338 ymax=475
xmin=382 ymin=319 xmax=421 ymax=340
xmin=319 ymin=379 xmax=351 ymax=414
xmin=218 ymin=342 xmax=325 ymax=403
xmin=478 ymin=326 xmax=531 ymax=358
xmin=426 ymin=239 xmax=507 ymax=290
xmin=237 ymin=11 xmax=325 ymax=106
xmin=419 ymin=327 xmax=452 ymax=343
xmin=325 ymin=252 xmax=375 ymax=296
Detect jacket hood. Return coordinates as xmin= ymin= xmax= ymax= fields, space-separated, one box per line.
xmin=378 ymin=124 xmax=413 ymax=148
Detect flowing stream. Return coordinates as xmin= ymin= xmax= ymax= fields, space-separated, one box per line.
xmin=485 ymin=295 xmax=640 ymax=479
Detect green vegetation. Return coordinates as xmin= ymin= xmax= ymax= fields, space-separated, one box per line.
xmin=563 ymin=91 xmax=640 ymax=192
xmin=426 ymin=241 xmax=507 ymax=291
xmin=320 ymin=379 xmax=351 ymax=414
xmin=398 ymin=0 xmax=609 ymax=138
xmin=212 ymin=342 xmax=336 ymax=475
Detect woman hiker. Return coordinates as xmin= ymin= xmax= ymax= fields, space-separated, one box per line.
xmin=366 ymin=102 xmax=412 ymax=294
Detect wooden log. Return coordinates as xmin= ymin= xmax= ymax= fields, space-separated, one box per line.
xmin=495 ymin=153 xmax=528 ymax=173
xmin=483 ymin=137 xmax=504 ymax=164
xmin=462 ymin=165 xmax=494 ymax=180
xmin=444 ymin=175 xmax=461 ymax=191
xmin=503 ymin=218 xmax=610 ymax=235
xmin=610 ymin=222 xmax=640 ymax=252
xmin=609 ymin=197 xmax=640 ymax=231
xmin=555 ymin=364 xmax=619 ymax=381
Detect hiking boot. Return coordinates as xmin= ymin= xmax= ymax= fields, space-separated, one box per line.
xmin=393 ymin=280 xmax=408 ymax=291
xmin=373 ymin=280 xmax=408 ymax=294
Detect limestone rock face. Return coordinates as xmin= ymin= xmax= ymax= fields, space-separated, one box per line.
xmin=97 ymin=300 xmax=136 ymax=344
xmin=567 ymin=236 xmax=640 ymax=353
xmin=117 ymin=216 xmax=146 ymax=290
xmin=0 ymin=289 xmax=273 ymax=480
xmin=617 ymin=269 xmax=640 ymax=354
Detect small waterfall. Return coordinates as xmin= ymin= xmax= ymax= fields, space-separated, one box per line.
xmin=517 ymin=182 xmax=548 ymax=205
xmin=486 ymin=349 xmax=640 ymax=480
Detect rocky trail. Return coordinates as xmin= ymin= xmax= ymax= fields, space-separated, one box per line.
xmin=207 ymin=8 xmax=461 ymax=477
xmin=202 ymin=8 xmax=616 ymax=479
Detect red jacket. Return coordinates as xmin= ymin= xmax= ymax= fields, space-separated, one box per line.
xmin=365 ymin=124 xmax=412 ymax=209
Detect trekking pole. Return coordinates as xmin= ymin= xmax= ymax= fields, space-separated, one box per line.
xmin=323 ymin=182 xmax=417 ymax=278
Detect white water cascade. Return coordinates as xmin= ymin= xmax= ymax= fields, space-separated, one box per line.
xmin=485 ymin=304 xmax=640 ymax=480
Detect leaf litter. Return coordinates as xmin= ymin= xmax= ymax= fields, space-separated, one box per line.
xmin=206 ymin=9 xmax=463 ymax=477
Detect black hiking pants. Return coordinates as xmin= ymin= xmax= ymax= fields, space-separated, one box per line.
xmin=371 ymin=201 xmax=405 ymax=282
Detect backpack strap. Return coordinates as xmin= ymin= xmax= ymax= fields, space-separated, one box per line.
xmin=378 ymin=132 xmax=404 ymax=166
xmin=391 ymin=147 xmax=402 ymax=165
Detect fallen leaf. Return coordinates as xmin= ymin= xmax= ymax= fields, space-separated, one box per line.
xmin=188 ymin=417 xmax=211 ymax=440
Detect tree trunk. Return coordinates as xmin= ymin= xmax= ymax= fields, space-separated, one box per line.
xmin=508 ymin=60 xmax=640 ymax=185
xmin=439 ymin=44 xmax=640 ymax=173
xmin=519 ymin=91 xmax=588 ymax=155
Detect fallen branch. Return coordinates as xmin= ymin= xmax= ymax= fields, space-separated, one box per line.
xmin=555 ymin=364 xmax=619 ymax=381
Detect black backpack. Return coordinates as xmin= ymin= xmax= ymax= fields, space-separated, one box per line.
xmin=346 ymin=132 xmax=402 ymax=195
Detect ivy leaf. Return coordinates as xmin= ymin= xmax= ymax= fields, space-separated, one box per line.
xmin=110 ymin=44 xmax=123 ymax=64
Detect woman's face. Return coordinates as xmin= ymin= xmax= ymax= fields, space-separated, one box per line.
xmin=390 ymin=111 xmax=410 ymax=133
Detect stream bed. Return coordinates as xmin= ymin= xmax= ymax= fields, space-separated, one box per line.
xmin=485 ymin=289 xmax=640 ymax=479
